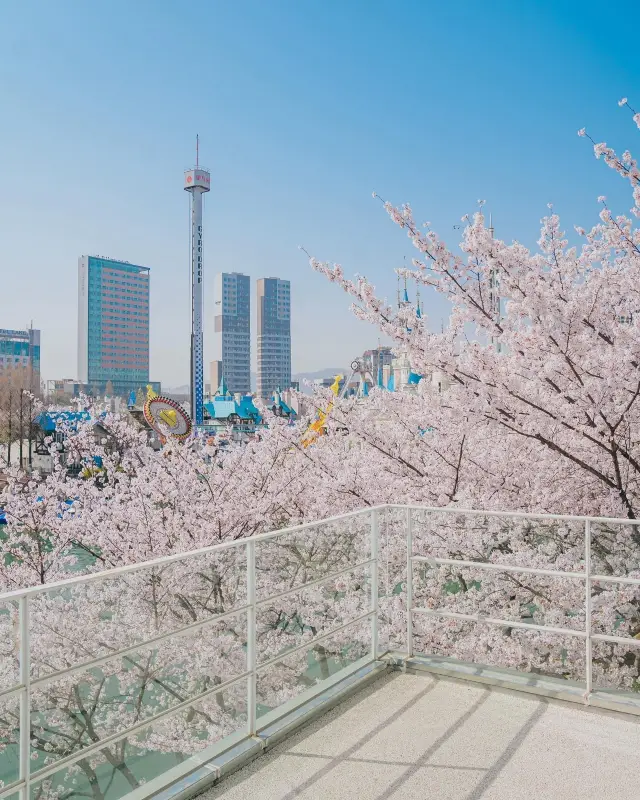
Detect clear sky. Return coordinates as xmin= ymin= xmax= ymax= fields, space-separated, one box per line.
xmin=1 ymin=0 xmax=639 ymax=387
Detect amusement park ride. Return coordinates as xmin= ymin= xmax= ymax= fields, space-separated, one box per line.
xmin=301 ymin=375 xmax=342 ymax=448
xmin=184 ymin=136 xmax=210 ymax=427
xmin=142 ymin=387 xmax=193 ymax=442
xmin=299 ymin=358 xmax=391 ymax=447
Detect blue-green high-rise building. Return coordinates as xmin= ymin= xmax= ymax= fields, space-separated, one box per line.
xmin=78 ymin=255 xmax=158 ymax=397
xmin=0 ymin=327 xmax=40 ymax=390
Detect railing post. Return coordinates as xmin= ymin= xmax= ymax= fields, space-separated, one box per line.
xmin=584 ymin=519 xmax=592 ymax=703
xmin=246 ymin=540 xmax=257 ymax=735
xmin=406 ymin=507 xmax=413 ymax=658
xmin=370 ymin=509 xmax=379 ymax=660
xmin=19 ymin=596 xmax=30 ymax=800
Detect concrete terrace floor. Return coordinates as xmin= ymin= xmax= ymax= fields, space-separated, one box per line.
xmin=199 ymin=671 xmax=640 ymax=800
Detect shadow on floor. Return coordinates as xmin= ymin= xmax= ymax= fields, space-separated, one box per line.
xmin=198 ymin=670 xmax=640 ymax=800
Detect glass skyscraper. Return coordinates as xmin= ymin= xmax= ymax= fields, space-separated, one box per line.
xmin=78 ymin=256 xmax=154 ymax=396
xmin=257 ymin=277 xmax=291 ymax=400
xmin=214 ymin=272 xmax=251 ymax=394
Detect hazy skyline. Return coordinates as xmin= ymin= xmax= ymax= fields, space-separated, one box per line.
xmin=1 ymin=0 xmax=639 ymax=387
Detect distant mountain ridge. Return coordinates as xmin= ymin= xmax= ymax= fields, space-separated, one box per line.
xmin=164 ymin=368 xmax=348 ymax=397
xmin=293 ymin=368 xmax=348 ymax=383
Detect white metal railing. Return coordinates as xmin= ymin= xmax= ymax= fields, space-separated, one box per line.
xmin=0 ymin=507 xmax=378 ymax=800
xmin=2 ymin=503 xmax=640 ymax=800
xmin=398 ymin=505 xmax=640 ymax=704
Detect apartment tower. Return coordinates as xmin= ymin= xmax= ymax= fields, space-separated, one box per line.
xmin=213 ymin=272 xmax=251 ymax=394
xmin=257 ymin=277 xmax=291 ymax=400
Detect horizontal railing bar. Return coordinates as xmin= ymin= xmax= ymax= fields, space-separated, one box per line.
xmin=5 ymin=504 xmax=640 ymax=603
xmin=0 ymin=777 xmax=24 ymax=799
xmin=256 ymin=611 xmax=375 ymax=671
xmin=2 ymin=566 xmax=377 ymax=698
xmin=412 ymin=607 xmax=587 ymax=638
xmin=393 ymin=504 xmax=640 ymax=527
xmin=412 ymin=555 xmax=586 ymax=580
xmin=0 ymin=683 xmax=24 ymax=702
xmin=0 ymin=507 xmax=376 ymax=603
xmin=591 ymin=632 xmax=640 ymax=648
xmin=590 ymin=573 xmax=640 ymax=587
xmin=29 ymin=604 xmax=251 ymax=691
xmin=29 ymin=669 xmax=252 ymax=785
xmin=256 ymin=559 xmax=374 ymax=607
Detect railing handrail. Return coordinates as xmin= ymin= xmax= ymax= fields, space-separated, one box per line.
xmin=0 ymin=505 xmax=378 ymax=602
xmin=388 ymin=503 xmax=640 ymax=526
xmin=1 ymin=507 xmax=382 ymax=800
xmin=3 ymin=503 xmax=640 ymax=602
xmin=4 ymin=502 xmax=640 ymax=800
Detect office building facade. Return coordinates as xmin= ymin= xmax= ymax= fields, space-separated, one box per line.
xmin=214 ymin=272 xmax=251 ymax=394
xmin=210 ymin=360 xmax=223 ymax=394
xmin=78 ymin=256 xmax=151 ymax=396
xmin=0 ymin=328 xmax=41 ymax=390
xmin=257 ymin=277 xmax=291 ymax=400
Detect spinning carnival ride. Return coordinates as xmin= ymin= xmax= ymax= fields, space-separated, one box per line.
xmin=142 ymin=386 xmax=193 ymax=442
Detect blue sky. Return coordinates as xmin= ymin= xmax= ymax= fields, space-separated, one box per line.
xmin=1 ymin=0 xmax=639 ymax=387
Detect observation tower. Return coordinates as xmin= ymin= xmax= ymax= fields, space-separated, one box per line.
xmin=184 ymin=137 xmax=211 ymax=425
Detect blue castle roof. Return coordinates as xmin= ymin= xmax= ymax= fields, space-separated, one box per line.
xmin=35 ymin=411 xmax=93 ymax=433
xmin=271 ymin=390 xmax=296 ymax=417
xmin=204 ymin=394 xmax=261 ymax=423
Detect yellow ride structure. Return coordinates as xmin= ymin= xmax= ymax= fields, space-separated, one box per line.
xmin=301 ymin=374 xmax=342 ymax=448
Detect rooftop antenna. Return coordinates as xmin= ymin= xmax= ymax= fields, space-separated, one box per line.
xmin=396 ymin=274 xmax=401 ymax=307
xmin=196 ymin=134 xmax=199 ymax=168
xmin=489 ymin=212 xmax=494 ymax=239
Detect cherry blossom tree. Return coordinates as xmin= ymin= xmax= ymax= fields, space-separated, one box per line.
xmin=0 ymin=405 xmax=374 ymax=800
xmin=309 ymin=98 xmax=640 ymax=692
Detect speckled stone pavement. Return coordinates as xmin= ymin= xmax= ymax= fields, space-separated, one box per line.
xmin=197 ymin=671 xmax=640 ymax=800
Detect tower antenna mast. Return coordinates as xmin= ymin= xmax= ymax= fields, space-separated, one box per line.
xmin=184 ymin=140 xmax=211 ymax=425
